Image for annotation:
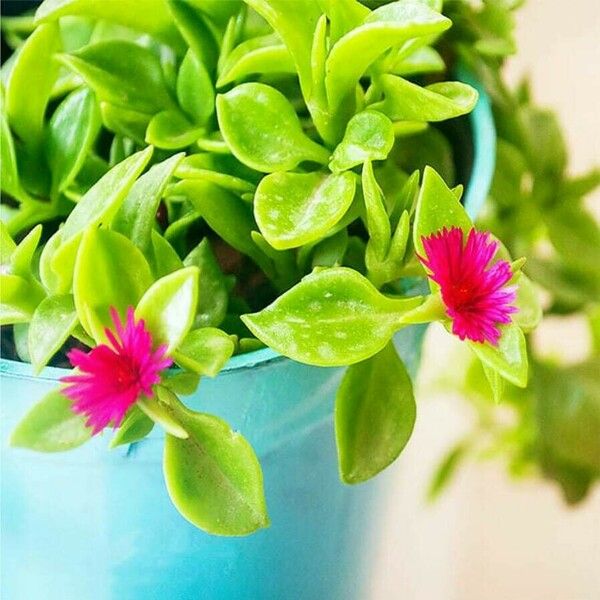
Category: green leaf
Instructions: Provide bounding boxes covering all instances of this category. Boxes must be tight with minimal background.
[46,87,101,197]
[242,267,424,366]
[335,341,416,483]
[10,224,42,278]
[427,442,467,501]
[469,324,528,388]
[112,153,184,256]
[216,83,329,173]
[73,228,153,342]
[6,22,60,148]
[536,361,600,473]
[100,102,149,144]
[162,370,201,396]
[35,0,182,48]
[329,111,394,173]
[10,389,92,452]
[175,179,272,274]
[413,166,472,255]
[109,405,154,449]
[61,146,153,242]
[388,45,444,76]
[325,1,451,110]
[243,0,321,93]
[28,294,78,374]
[139,389,188,439]
[372,76,478,122]
[135,267,199,353]
[513,273,542,332]
[177,49,214,125]
[254,171,356,250]
[362,160,391,262]
[217,35,295,87]
[1,100,33,203]
[183,239,229,328]
[145,110,203,150]
[545,205,600,274]
[175,328,235,377]
[58,41,175,114]
[0,274,45,325]
[163,409,269,535]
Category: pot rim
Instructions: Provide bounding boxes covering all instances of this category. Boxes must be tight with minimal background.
[0,66,496,381]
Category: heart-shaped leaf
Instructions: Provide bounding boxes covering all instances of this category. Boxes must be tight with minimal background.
[336,341,416,483]
[242,267,424,366]
[216,83,329,172]
[254,171,356,250]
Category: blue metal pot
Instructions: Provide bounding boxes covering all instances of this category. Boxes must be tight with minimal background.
[0,72,495,600]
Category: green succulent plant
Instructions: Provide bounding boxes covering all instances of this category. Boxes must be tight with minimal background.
[0,0,540,535]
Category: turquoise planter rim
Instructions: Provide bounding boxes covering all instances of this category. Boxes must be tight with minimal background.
[0,69,496,381]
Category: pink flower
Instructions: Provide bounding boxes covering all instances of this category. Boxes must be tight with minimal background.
[418,227,517,345]
[61,307,172,434]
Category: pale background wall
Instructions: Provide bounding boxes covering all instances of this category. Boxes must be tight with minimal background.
[368,2,600,599]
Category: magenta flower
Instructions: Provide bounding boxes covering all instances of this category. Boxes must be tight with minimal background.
[418,227,517,345]
[61,307,172,434]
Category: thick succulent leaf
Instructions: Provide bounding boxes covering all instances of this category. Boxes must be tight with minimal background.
[10,389,92,452]
[135,267,199,353]
[113,153,184,256]
[164,409,269,535]
[145,110,204,150]
[242,267,424,366]
[336,341,416,483]
[46,87,101,197]
[6,22,60,148]
[217,35,295,87]
[326,1,451,110]
[469,324,528,388]
[58,41,176,114]
[61,146,153,242]
[73,228,153,342]
[329,111,395,173]
[184,239,229,328]
[109,405,154,449]
[28,294,78,374]
[35,0,182,48]
[243,0,321,93]
[254,171,356,250]
[175,179,272,274]
[372,75,478,122]
[216,83,329,173]
[413,166,472,255]
[177,49,214,125]
[175,328,235,377]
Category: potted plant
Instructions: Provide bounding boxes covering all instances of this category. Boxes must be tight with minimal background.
[0,1,537,598]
